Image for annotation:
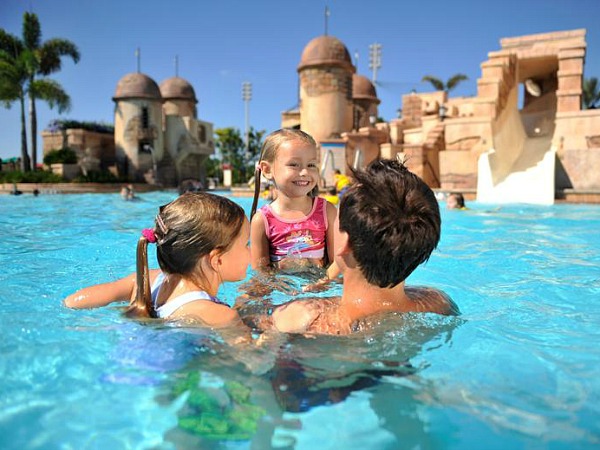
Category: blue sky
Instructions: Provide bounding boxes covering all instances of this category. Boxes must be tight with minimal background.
[1,0,599,160]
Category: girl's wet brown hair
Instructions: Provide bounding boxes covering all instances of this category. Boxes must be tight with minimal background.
[126,192,246,318]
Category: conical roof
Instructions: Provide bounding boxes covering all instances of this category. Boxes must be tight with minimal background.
[353,74,380,104]
[113,73,161,100]
[159,76,197,103]
[298,35,355,72]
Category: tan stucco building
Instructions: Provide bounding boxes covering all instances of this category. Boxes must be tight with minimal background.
[42,72,214,187]
[285,29,600,204]
[113,73,214,186]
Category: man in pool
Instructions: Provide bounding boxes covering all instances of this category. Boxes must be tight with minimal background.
[260,159,459,335]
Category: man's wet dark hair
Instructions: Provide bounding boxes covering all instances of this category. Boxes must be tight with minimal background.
[339,159,441,288]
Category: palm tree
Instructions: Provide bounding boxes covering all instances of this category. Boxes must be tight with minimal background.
[0,30,30,171]
[421,74,469,93]
[582,77,600,109]
[22,12,80,170]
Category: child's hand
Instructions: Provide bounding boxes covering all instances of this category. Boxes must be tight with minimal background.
[239,273,299,297]
[302,276,332,293]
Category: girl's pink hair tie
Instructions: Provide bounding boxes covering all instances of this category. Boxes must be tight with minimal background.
[142,228,157,243]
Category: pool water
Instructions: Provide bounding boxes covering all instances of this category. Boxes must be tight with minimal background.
[1,191,599,449]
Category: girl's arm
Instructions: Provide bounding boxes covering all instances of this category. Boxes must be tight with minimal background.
[63,270,160,309]
[324,201,340,279]
[250,212,271,270]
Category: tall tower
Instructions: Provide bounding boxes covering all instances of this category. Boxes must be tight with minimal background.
[113,73,164,181]
[297,35,355,143]
[159,76,198,118]
[352,74,380,128]
[159,75,212,186]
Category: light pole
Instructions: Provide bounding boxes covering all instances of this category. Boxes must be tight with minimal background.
[242,82,252,159]
[369,43,382,83]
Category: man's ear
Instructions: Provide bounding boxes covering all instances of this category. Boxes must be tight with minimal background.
[336,230,352,256]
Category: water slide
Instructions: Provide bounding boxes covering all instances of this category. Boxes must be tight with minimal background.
[477,88,556,205]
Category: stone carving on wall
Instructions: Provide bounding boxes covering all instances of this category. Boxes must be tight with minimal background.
[123,116,157,143]
[177,132,201,154]
[446,136,481,151]
[586,135,600,149]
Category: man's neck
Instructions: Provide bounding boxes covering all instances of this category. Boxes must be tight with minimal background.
[339,269,409,322]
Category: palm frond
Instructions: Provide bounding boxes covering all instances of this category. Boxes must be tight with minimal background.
[23,12,41,50]
[421,75,444,91]
[39,39,80,75]
[582,77,600,109]
[0,30,24,57]
[30,78,71,113]
[446,74,468,91]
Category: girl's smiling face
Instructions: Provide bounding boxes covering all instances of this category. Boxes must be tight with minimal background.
[262,139,319,198]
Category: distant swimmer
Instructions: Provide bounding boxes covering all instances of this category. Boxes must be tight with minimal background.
[10,183,22,195]
[446,193,468,210]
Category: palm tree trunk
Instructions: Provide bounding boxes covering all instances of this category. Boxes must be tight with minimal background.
[19,96,31,172]
[29,92,38,171]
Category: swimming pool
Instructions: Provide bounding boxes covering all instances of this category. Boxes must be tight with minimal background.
[1,191,599,449]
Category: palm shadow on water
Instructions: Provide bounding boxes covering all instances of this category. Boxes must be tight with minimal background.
[150,312,463,449]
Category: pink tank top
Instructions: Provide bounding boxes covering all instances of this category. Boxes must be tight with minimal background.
[259,197,328,262]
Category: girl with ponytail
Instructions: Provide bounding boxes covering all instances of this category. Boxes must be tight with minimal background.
[64,192,250,327]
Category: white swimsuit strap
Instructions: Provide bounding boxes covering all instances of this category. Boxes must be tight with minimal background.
[155,291,214,318]
[150,272,165,304]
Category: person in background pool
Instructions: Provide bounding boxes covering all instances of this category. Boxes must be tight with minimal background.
[261,159,459,335]
[10,182,22,195]
[64,192,251,328]
[320,186,339,206]
[120,184,137,201]
[333,169,351,198]
[261,182,277,201]
[446,192,467,210]
[251,129,338,277]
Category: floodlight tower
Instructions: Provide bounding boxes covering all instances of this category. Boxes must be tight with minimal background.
[242,81,252,156]
[369,43,382,83]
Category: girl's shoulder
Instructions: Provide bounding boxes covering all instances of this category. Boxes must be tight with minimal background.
[170,297,239,327]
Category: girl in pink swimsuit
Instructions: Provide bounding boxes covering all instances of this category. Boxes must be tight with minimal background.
[250,129,338,274]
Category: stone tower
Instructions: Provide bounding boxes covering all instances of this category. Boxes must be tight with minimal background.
[352,74,380,128]
[112,73,164,181]
[159,76,213,186]
[297,35,355,143]
[159,76,198,118]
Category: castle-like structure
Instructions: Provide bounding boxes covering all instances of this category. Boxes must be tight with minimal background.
[285,30,600,204]
[112,73,213,186]
[42,72,214,187]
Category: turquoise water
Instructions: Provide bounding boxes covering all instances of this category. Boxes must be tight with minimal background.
[1,192,599,449]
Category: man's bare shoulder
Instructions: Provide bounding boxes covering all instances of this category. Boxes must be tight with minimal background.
[405,286,460,316]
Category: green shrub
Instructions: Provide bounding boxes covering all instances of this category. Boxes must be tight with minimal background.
[43,148,78,165]
[46,119,114,134]
[0,170,63,183]
[72,170,120,183]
